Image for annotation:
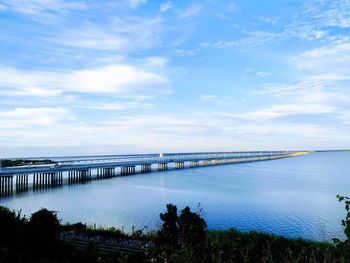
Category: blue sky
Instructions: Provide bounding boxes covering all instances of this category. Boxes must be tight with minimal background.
[0,0,349,157]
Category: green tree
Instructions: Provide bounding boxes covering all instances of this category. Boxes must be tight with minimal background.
[157,203,179,251]
[178,206,207,249]
[0,206,18,249]
[153,204,210,262]
[0,206,27,262]
[334,195,350,261]
[28,208,61,259]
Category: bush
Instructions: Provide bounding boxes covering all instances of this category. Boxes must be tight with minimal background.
[333,195,350,261]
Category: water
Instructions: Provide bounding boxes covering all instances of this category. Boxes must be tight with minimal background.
[0,152,349,241]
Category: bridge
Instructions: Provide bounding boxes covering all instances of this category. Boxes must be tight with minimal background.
[0,151,309,197]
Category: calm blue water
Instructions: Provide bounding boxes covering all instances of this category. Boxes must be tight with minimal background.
[0,152,349,241]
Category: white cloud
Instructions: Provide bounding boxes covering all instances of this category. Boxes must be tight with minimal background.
[256,71,271,77]
[159,1,173,13]
[305,0,350,28]
[0,108,348,154]
[242,104,334,120]
[0,0,88,21]
[129,0,147,8]
[200,95,235,106]
[75,101,154,111]
[65,65,167,93]
[201,24,328,51]
[177,5,201,19]
[171,48,200,57]
[145,57,168,67]
[292,42,350,74]
[54,26,128,50]
[201,31,287,49]
[51,17,162,51]
[226,2,236,13]
[0,64,169,97]
[257,16,278,25]
[0,107,72,127]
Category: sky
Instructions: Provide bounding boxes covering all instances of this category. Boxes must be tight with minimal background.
[0,0,350,157]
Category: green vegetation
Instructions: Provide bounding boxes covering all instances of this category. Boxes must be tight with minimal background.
[1,196,350,262]
[0,159,56,167]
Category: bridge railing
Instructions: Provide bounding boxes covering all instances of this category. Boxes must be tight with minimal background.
[58,151,295,165]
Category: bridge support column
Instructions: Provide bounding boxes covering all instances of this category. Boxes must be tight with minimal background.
[121,166,134,176]
[158,163,168,171]
[175,162,184,169]
[190,161,199,168]
[97,168,104,179]
[0,176,13,197]
[33,173,55,189]
[68,171,78,184]
[16,174,29,192]
[102,168,114,178]
[51,172,63,186]
[141,164,152,173]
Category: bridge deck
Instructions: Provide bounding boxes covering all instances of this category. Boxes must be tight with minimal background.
[0,151,299,176]
[0,151,310,197]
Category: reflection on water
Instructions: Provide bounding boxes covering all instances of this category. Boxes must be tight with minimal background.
[0,152,349,241]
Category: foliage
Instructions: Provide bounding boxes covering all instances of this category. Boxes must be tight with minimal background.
[152,204,210,262]
[0,159,55,167]
[333,195,350,261]
[0,206,27,262]
[157,203,179,252]
[1,199,350,262]
[178,206,207,249]
[28,208,61,259]
[208,229,338,263]
[0,206,88,263]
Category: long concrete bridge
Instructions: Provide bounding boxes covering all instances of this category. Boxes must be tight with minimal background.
[0,151,309,197]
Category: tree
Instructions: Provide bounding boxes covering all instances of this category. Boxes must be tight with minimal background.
[333,195,350,259]
[153,204,209,262]
[158,203,179,251]
[28,208,61,258]
[178,206,207,249]
[0,206,27,262]
[0,206,18,249]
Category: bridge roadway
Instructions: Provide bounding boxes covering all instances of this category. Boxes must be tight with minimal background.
[0,151,308,197]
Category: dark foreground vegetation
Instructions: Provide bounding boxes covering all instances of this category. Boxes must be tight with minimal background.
[0,159,55,167]
[0,196,349,262]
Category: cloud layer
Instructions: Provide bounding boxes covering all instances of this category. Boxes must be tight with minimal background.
[0,0,349,157]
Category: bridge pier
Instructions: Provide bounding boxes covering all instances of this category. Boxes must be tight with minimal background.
[33,173,58,189]
[68,171,75,184]
[16,174,28,192]
[69,170,91,183]
[190,161,199,168]
[121,166,135,175]
[141,164,152,173]
[158,163,168,171]
[80,169,90,182]
[51,172,63,186]
[202,160,209,166]
[97,168,103,179]
[101,168,114,178]
[0,176,13,197]
[175,162,184,169]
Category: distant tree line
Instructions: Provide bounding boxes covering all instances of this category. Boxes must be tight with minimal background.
[1,196,350,262]
[0,159,56,167]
